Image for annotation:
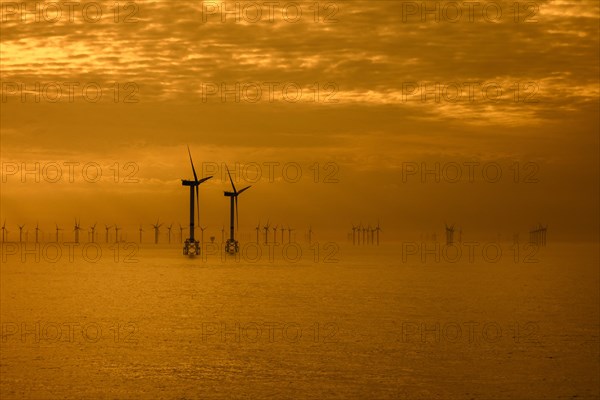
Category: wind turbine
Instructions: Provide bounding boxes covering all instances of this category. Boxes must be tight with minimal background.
[287,225,294,243]
[351,224,357,245]
[199,226,207,245]
[273,224,279,244]
[308,225,313,244]
[35,222,40,243]
[178,223,184,243]
[255,221,261,243]
[375,221,381,246]
[152,219,162,244]
[55,223,62,242]
[74,219,81,243]
[167,223,173,244]
[445,223,455,245]
[1,220,6,242]
[280,225,285,243]
[181,146,212,256]
[104,224,112,243]
[223,165,251,254]
[114,225,121,243]
[139,225,144,243]
[89,223,97,243]
[18,224,25,242]
[221,225,225,244]
[263,220,270,245]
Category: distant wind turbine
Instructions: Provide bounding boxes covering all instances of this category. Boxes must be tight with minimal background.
[152,219,162,244]
[55,223,62,242]
[18,224,25,242]
[263,220,270,244]
[105,224,112,243]
[89,223,97,243]
[74,219,81,243]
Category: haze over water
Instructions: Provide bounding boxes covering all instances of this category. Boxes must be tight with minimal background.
[1,242,598,399]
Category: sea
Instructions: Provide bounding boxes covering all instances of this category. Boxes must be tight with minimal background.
[1,241,598,399]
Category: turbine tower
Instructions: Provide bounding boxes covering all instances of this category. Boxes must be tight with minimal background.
[114,225,120,243]
[255,221,261,243]
[35,222,40,243]
[1,220,6,242]
[181,146,212,256]
[308,225,313,244]
[223,165,251,254]
[273,224,279,244]
[139,225,144,243]
[375,221,381,246]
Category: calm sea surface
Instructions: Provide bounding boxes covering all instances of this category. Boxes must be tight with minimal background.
[1,242,598,399]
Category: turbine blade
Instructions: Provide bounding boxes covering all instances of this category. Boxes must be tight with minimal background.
[226,165,237,193]
[187,145,198,182]
[237,185,251,195]
[198,176,212,184]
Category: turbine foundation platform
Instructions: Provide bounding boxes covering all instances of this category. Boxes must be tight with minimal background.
[183,239,200,256]
[225,239,239,254]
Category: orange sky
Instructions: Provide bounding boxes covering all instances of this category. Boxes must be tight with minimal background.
[1,0,598,241]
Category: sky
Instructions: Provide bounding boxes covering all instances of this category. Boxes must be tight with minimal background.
[1,0,598,241]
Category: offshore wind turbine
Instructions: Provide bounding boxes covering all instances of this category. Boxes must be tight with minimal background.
[199,226,207,245]
[181,146,212,256]
[223,165,251,254]
[35,222,40,243]
[167,223,173,244]
[74,219,81,243]
[287,225,294,243]
[114,225,120,243]
[55,223,62,242]
[255,221,261,243]
[263,220,270,244]
[1,220,6,242]
[308,225,313,244]
[178,223,184,243]
[18,224,25,242]
[445,223,455,245]
[89,223,97,243]
[273,224,279,244]
[152,219,162,244]
[104,224,112,243]
[139,225,144,243]
[375,221,381,246]
[221,225,225,244]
